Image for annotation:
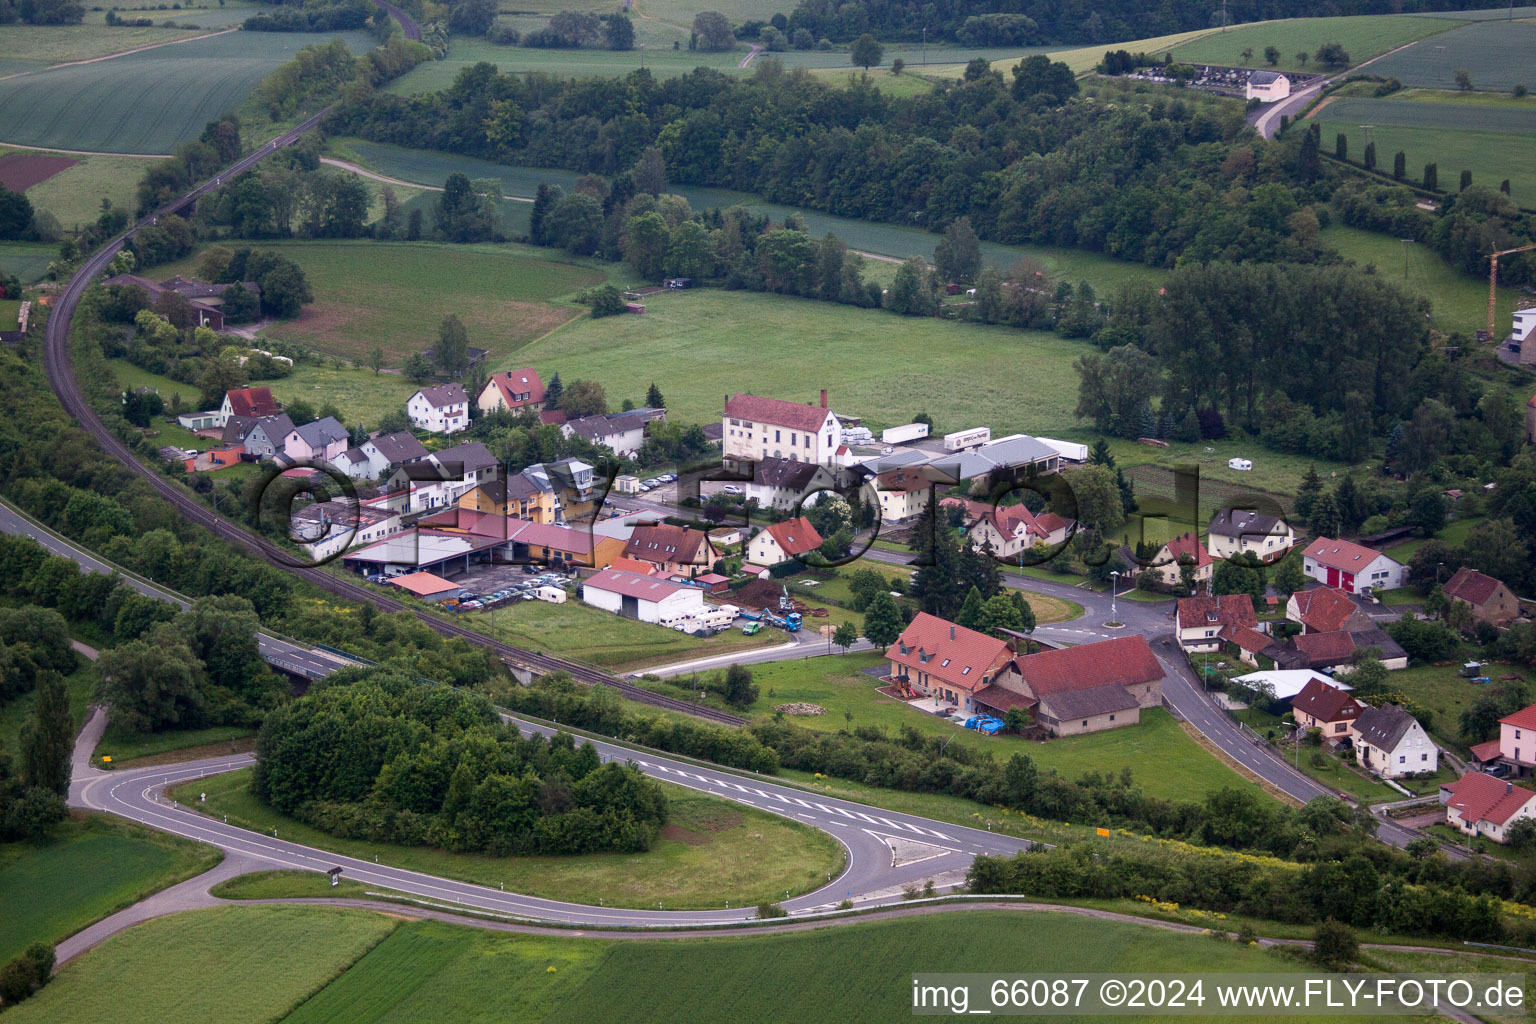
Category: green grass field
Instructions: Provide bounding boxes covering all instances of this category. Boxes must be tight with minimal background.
[172,768,843,909]
[333,139,1170,291]
[266,362,421,429]
[1167,15,1459,73]
[524,288,1092,438]
[6,906,396,1024]
[0,29,375,154]
[1365,19,1536,93]
[0,22,207,67]
[0,240,56,284]
[1319,118,1536,206]
[736,654,1260,804]
[931,30,1221,77]
[1377,660,1522,751]
[0,657,95,755]
[93,722,255,765]
[0,813,221,962]
[152,240,610,363]
[1382,514,1482,563]
[9,148,151,229]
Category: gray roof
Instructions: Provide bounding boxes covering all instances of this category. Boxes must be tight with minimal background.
[367,430,429,465]
[1351,628,1408,662]
[1208,508,1287,539]
[431,441,498,476]
[1038,684,1140,721]
[931,435,1056,481]
[235,414,293,444]
[1249,70,1285,85]
[341,447,369,465]
[221,415,256,444]
[1352,703,1417,752]
[415,382,468,408]
[753,456,825,490]
[475,473,540,503]
[565,408,664,443]
[290,416,348,449]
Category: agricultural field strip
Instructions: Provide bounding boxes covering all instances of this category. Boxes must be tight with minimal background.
[1319,96,1536,133]
[1363,19,1536,92]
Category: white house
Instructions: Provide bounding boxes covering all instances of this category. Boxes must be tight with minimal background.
[581,568,706,625]
[291,498,406,562]
[1302,537,1406,594]
[561,408,664,457]
[1245,70,1290,102]
[968,503,1073,558]
[1352,703,1437,778]
[1442,772,1536,844]
[282,416,349,464]
[747,517,824,566]
[216,386,278,428]
[873,468,933,523]
[477,369,545,416]
[359,430,430,481]
[384,441,498,513]
[742,457,838,513]
[722,390,842,465]
[408,383,470,435]
[1206,508,1294,563]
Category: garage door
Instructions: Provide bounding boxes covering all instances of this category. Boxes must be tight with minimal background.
[620,594,639,620]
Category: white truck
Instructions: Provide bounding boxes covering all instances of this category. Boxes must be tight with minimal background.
[881,422,930,445]
[943,427,991,451]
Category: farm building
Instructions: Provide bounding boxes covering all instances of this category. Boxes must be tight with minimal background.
[1442,568,1520,629]
[987,634,1166,737]
[581,569,706,624]
[387,572,466,603]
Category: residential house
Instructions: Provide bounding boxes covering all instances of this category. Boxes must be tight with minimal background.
[747,517,824,567]
[459,474,555,523]
[337,448,373,480]
[982,635,1165,736]
[522,458,597,521]
[561,408,665,457]
[582,569,707,625]
[1441,772,1536,843]
[623,524,720,575]
[477,369,546,416]
[1494,704,1536,777]
[1206,508,1294,563]
[741,457,838,513]
[1352,703,1437,778]
[966,503,1072,560]
[1287,586,1374,634]
[359,430,430,481]
[1443,568,1520,629]
[226,414,293,460]
[873,468,933,523]
[1148,533,1214,591]
[384,441,499,513]
[884,612,1015,713]
[1292,628,1409,672]
[282,416,349,465]
[99,273,228,330]
[722,390,842,465]
[217,386,278,427]
[1174,594,1258,652]
[1302,537,1406,594]
[1290,677,1365,744]
[291,497,406,562]
[407,383,470,435]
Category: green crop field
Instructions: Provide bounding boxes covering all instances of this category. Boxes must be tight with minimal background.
[0,22,207,68]
[5,906,396,1024]
[0,240,57,284]
[1324,94,1536,133]
[1315,115,1536,206]
[334,139,1170,291]
[930,29,1219,76]
[8,148,152,229]
[1166,14,1458,73]
[150,240,612,362]
[523,288,1094,437]
[1365,20,1536,93]
[171,768,844,909]
[0,814,220,962]
[735,654,1262,804]
[0,29,376,154]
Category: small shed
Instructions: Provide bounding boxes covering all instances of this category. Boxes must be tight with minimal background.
[625,302,646,314]
[388,571,465,603]
[613,474,641,494]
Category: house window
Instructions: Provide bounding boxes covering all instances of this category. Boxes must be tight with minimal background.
[1109,714,1116,722]
[1335,723,1347,732]
[1421,753,1428,762]
[1081,721,1088,727]
[1399,756,1406,764]
[775,430,781,442]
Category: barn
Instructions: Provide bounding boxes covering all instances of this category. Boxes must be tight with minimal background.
[581,568,706,625]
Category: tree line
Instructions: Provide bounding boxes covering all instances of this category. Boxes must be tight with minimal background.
[253,670,669,855]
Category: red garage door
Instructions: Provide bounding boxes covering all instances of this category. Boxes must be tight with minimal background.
[1326,566,1339,587]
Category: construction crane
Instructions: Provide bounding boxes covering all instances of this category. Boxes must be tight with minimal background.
[1487,242,1536,343]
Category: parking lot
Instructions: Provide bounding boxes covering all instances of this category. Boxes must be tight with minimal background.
[436,562,579,611]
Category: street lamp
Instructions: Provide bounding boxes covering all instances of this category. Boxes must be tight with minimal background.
[1285,721,1301,770]
[1109,570,1121,621]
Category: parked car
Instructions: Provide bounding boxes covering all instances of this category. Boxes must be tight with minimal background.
[722,484,743,495]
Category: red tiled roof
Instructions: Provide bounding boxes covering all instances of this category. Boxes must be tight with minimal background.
[610,556,656,575]
[1220,624,1272,653]
[1469,739,1505,764]
[225,386,277,418]
[1291,677,1364,724]
[1177,594,1258,630]
[724,392,832,433]
[889,612,1013,693]
[1500,703,1536,731]
[538,409,567,426]
[1289,587,1364,633]
[763,517,823,558]
[1294,630,1358,664]
[1012,635,1164,696]
[625,524,713,564]
[1443,567,1505,607]
[1034,512,1070,534]
[388,572,460,596]
[1442,771,1536,827]
[1304,536,1394,572]
[486,369,546,409]
[585,568,696,602]
[1162,533,1212,568]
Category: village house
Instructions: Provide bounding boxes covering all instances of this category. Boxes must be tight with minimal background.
[224,414,293,460]
[1302,537,1406,594]
[1174,593,1259,652]
[383,441,499,513]
[521,458,597,521]
[885,612,1015,713]
[873,467,934,523]
[965,502,1073,560]
[99,273,240,331]
[1148,533,1214,591]
[1480,704,1536,778]
[747,517,824,567]
[407,382,470,435]
[1289,628,1408,673]
[741,457,838,513]
[459,473,556,523]
[281,416,349,465]
[1442,568,1521,629]
[623,524,721,575]
[337,448,372,480]
[561,408,665,457]
[217,386,278,427]
[722,390,842,465]
[1289,676,1366,743]
[358,430,430,481]
[1352,703,1437,778]
[1205,508,1294,563]
[1441,772,1536,844]
[292,496,407,562]
[1286,586,1375,634]
[981,634,1165,737]
[477,369,546,416]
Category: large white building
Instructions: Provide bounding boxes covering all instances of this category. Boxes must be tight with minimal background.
[581,568,706,625]
[722,390,842,465]
[1302,537,1406,594]
[1206,508,1294,563]
[1245,70,1290,102]
[408,383,470,435]
[1352,703,1437,779]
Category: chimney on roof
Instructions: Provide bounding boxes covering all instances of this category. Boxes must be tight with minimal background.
[1509,782,1514,794]
[820,389,828,408]
[950,624,955,640]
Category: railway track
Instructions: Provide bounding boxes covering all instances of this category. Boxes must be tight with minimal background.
[39,115,745,729]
